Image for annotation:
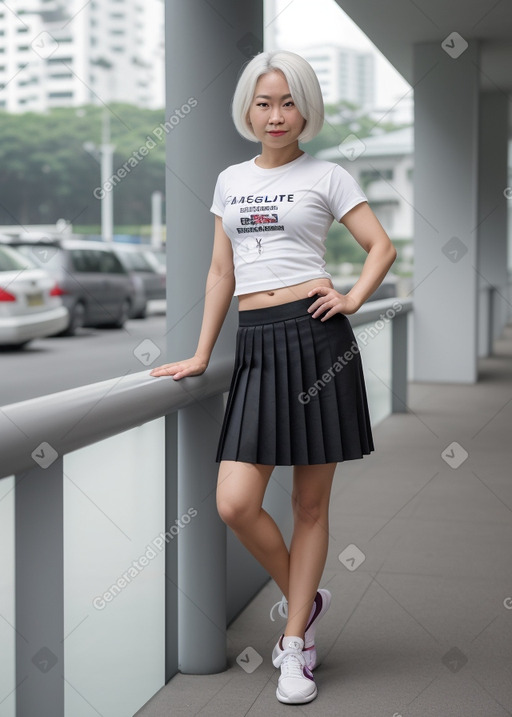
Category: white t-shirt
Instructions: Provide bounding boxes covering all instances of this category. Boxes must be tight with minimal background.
[210,152,367,296]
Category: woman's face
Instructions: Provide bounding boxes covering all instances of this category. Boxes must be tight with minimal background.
[247,71,306,149]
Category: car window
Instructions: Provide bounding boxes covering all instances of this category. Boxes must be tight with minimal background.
[15,244,62,271]
[70,249,101,272]
[98,250,125,274]
[0,244,38,271]
[119,251,153,272]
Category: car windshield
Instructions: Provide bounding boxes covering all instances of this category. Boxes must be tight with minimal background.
[0,244,38,272]
[15,243,63,271]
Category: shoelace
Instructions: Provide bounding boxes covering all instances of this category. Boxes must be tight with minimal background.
[269,594,288,621]
[274,642,306,674]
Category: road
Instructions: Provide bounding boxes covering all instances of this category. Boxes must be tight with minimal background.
[0,306,169,406]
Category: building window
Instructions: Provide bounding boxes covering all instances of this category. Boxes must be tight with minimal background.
[48,91,73,99]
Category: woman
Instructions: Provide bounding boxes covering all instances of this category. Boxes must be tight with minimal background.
[150,50,396,705]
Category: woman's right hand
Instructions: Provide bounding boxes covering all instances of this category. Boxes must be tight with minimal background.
[149,355,208,380]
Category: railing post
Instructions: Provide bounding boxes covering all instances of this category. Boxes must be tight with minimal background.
[487,285,494,357]
[15,459,64,717]
[391,309,409,413]
[177,395,227,674]
[165,412,179,682]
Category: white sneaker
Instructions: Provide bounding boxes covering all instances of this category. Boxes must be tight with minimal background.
[271,589,331,670]
[273,637,317,704]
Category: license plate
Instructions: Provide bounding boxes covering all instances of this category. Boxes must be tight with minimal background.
[27,292,44,307]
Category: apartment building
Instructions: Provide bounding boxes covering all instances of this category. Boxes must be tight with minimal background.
[301,44,375,108]
[0,0,164,112]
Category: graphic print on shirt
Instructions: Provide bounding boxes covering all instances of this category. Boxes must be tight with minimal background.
[231,194,293,264]
[209,154,368,295]
[240,213,279,226]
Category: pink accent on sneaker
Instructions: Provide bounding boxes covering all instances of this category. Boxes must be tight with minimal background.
[271,588,331,671]
[303,665,315,681]
[304,588,331,649]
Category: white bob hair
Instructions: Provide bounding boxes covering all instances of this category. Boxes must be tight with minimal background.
[232,50,324,144]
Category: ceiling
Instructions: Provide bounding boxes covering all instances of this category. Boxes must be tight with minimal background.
[336,0,512,94]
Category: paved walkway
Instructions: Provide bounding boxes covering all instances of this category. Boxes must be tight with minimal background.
[136,326,512,717]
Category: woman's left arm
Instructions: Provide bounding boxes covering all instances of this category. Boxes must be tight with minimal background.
[308,202,397,320]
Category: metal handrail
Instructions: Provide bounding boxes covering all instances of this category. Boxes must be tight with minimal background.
[0,358,234,479]
[0,296,412,479]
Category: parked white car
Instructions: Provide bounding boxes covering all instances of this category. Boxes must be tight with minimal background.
[0,244,68,348]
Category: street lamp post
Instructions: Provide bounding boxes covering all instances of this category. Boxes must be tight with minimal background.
[100,111,114,242]
[84,109,115,242]
[151,190,163,248]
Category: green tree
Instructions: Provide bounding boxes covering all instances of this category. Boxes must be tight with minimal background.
[0,104,165,228]
[304,99,405,157]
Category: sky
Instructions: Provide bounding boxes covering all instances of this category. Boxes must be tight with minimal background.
[265,0,412,111]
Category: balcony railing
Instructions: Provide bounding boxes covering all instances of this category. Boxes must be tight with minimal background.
[0,296,412,717]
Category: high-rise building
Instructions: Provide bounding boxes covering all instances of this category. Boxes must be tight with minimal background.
[301,45,375,109]
[0,0,164,113]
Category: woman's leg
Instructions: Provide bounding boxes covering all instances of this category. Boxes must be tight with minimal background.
[284,463,336,639]
[216,460,290,596]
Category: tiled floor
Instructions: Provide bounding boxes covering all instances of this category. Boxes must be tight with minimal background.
[136,326,512,717]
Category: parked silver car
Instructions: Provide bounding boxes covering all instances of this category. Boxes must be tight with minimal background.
[7,237,136,335]
[111,244,166,318]
[0,244,68,348]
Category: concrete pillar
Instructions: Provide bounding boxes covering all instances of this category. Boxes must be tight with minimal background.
[164,0,264,674]
[176,396,227,674]
[15,462,64,717]
[413,40,480,383]
[477,92,509,357]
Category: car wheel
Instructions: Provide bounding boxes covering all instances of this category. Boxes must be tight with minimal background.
[62,301,86,336]
[114,299,131,328]
[134,303,147,319]
[0,340,32,351]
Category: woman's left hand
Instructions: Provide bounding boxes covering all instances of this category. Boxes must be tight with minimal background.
[307,286,360,320]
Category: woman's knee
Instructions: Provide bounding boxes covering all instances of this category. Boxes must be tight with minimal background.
[292,492,328,525]
[292,464,335,526]
[216,491,255,528]
[216,462,271,529]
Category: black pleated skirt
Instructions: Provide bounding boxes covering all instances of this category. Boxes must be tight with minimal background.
[216,296,374,466]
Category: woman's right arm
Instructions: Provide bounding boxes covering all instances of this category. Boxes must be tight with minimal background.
[150,215,235,380]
